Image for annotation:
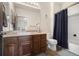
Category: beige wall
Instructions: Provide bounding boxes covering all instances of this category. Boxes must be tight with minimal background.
[50,3,54,35]
[39,2,62,34]
[39,2,51,33]
[61,2,76,9]
[53,2,62,13]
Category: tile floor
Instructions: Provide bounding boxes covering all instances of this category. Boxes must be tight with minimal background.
[36,47,77,56]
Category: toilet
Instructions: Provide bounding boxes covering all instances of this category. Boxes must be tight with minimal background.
[47,33,57,51]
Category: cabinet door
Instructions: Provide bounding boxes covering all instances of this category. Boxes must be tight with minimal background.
[40,34,47,52]
[40,46,47,52]
[19,36,32,56]
[40,34,47,47]
[4,37,18,56]
[32,35,40,54]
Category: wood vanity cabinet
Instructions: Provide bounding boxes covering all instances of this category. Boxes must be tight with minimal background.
[3,36,32,56]
[32,35,41,54]
[4,37,18,56]
[40,34,47,52]
[32,34,47,55]
[18,36,32,56]
[3,34,47,56]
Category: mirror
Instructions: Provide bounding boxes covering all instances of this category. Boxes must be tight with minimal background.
[16,16,29,31]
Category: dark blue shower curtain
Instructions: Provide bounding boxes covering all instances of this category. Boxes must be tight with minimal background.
[53,9,68,49]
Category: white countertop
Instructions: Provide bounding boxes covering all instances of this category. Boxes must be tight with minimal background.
[3,31,46,38]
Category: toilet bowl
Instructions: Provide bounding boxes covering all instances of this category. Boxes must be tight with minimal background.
[47,33,57,51]
[47,39,57,51]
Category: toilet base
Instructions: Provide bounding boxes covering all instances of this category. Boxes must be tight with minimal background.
[48,44,57,51]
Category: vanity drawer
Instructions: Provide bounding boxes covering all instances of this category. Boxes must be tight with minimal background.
[32,35,41,42]
[18,36,32,43]
[4,37,18,44]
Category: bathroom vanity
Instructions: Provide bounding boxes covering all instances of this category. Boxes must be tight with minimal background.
[2,2,47,56]
[3,31,47,56]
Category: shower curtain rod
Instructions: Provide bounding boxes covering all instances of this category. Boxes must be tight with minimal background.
[67,2,79,9]
[55,2,79,14]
